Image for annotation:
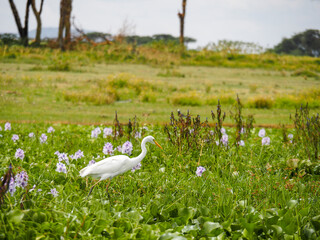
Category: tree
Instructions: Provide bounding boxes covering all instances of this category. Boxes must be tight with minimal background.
[273,29,320,57]
[178,0,187,50]
[58,0,72,51]
[31,0,44,46]
[8,0,32,46]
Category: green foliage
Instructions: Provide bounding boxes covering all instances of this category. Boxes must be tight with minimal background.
[0,117,319,239]
[171,92,202,106]
[273,29,320,57]
[247,96,274,109]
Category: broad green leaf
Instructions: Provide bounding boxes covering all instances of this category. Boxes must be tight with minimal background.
[287,200,298,209]
[271,225,283,236]
[203,221,222,234]
[7,210,24,224]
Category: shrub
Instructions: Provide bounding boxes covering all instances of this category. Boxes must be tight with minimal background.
[48,60,71,72]
[140,91,157,103]
[157,68,185,78]
[291,69,319,79]
[171,92,202,106]
[63,88,118,105]
[247,96,273,109]
[206,95,236,106]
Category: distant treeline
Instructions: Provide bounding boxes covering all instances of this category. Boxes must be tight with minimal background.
[0,29,319,57]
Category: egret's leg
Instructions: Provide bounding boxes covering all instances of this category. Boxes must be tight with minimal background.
[106,179,111,199]
[86,179,102,199]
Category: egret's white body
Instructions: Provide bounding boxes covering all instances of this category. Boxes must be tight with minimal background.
[80,135,162,196]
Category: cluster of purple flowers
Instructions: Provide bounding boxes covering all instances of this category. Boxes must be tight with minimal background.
[47,126,55,133]
[221,134,228,146]
[131,163,141,172]
[288,134,294,143]
[91,127,101,138]
[57,152,69,163]
[103,142,114,155]
[15,148,25,160]
[12,134,19,142]
[259,128,271,146]
[88,159,96,166]
[5,122,11,131]
[56,162,67,173]
[135,131,142,139]
[29,132,35,138]
[103,127,113,138]
[49,188,59,197]
[70,150,84,160]
[40,133,47,143]
[238,140,245,146]
[9,171,29,196]
[196,166,206,177]
[122,141,133,155]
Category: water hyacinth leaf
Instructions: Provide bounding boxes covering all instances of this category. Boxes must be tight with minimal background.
[302,228,317,240]
[311,215,320,231]
[287,200,298,209]
[271,225,283,236]
[159,232,183,240]
[299,207,309,217]
[202,221,222,234]
[7,209,24,224]
[113,218,133,233]
[178,207,196,221]
[125,209,143,223]
[283,221,297,235]
[113,228,124,238]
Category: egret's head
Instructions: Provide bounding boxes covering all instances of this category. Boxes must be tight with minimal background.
[144,136,163,149]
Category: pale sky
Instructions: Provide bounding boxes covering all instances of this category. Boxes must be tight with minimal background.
[1,0,320,48]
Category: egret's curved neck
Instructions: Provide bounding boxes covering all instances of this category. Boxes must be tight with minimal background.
[131,138,148,166]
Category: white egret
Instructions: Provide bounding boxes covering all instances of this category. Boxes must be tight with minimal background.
[80,135,162,197]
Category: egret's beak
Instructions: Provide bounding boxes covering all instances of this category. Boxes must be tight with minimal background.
[154,140,163,149]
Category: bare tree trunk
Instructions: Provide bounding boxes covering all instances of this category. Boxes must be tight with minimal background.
[178,0,187,51]
[31,0,44,46]
[58,0,72,51]
[8,0,32,46]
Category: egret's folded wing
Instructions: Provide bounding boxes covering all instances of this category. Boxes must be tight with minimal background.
[81,155,130,177]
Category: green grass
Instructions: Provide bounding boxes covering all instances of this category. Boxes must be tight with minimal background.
[0,123,319,239]
[1,62,319,125]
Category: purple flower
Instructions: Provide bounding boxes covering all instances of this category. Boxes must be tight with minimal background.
[116,145,122,152]
[131,163,141,172]
[9,177,16,196]
[258,129,266,138]
[103,127,113,138]
[88,159,96,166]
[54,151,60,155]
[56,162,67,173]
[5,122,11,131]
[15,171,28,188]
[58,152,68,162]
[12,134,19,142]
[70,150,84,160]
[240,128,245,134]
[238,140,245,146]
[210,130,214,135]
[103,142,114,155]
[91,127,101,138]
[196,166,206,177]
[221,134,228,146]
[221,128,226,135]
[135,131,142,138]
[49,188,58,197]
[288,134,293,139]
[29,184,36,192]
[29,132,35,138]
[47,126,55,133]
[15,148,25,160]
[0,126,2,131]
[40,133,47,143]
[122,141,133,156]
[262,137,271,146]
[215,140,219,146]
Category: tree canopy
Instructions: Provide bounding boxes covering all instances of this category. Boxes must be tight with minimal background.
[273,29,320,57]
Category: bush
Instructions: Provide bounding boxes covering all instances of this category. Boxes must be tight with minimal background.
[291,69,319,79]
[206,95,236,106]
[247,96,273,109]
[171,92,202,106]
[140,91,157,103]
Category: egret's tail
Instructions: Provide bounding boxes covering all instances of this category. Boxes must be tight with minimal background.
[79,166,88,177]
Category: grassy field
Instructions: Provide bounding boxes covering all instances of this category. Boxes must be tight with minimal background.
[1,61,319,125]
